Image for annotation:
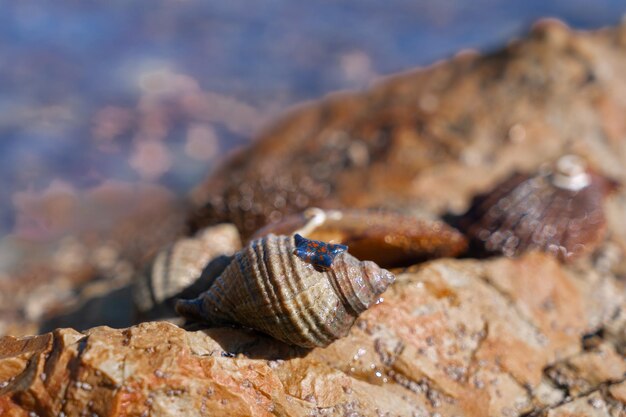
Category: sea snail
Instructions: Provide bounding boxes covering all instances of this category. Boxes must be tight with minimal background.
[175,234,395,348]
[458,155,619,262]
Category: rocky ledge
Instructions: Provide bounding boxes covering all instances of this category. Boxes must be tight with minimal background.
[1,254,625,416]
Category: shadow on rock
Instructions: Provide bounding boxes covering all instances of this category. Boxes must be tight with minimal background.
[190,325,312,360]
[134,255,232,324]
[39,285,135,333]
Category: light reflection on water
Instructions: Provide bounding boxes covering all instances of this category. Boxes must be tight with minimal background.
[0,0,624,252]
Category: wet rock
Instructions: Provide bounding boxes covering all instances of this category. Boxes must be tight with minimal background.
[608,380,626,407]
[543,391,611,417]
[545,342,626,397]
[1,254,624,416]
[189,21,626,240]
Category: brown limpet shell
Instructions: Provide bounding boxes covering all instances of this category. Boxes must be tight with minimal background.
[251,208,468,268]
[458,155,619,262]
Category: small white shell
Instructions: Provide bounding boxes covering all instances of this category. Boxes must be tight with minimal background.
[551,154,591,191]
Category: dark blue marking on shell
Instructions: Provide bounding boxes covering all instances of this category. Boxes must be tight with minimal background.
[293,233,348,271]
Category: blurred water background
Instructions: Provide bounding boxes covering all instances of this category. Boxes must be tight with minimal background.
[1,0,625,274]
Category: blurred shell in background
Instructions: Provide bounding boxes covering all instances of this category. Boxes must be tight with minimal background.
[458,155,619,262]
[132,223,241,321]
[251,208,468,268]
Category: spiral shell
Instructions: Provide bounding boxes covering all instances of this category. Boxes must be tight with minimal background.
[458,155,618,262]
[132,224,241,321]
[251,208,467,268]
[175,234,395,348]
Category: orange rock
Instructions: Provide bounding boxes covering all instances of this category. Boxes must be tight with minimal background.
[2,253,623,416]
[608,380,626,405]
[189,23,626,240]
[543,391,611,417]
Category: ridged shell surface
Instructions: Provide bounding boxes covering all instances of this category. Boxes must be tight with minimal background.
[176,234,395,347]
[133,223,241,317]
[459,156,618,262]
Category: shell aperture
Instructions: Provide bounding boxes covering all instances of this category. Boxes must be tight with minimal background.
[175,234,394,348]
[292,233,348,271]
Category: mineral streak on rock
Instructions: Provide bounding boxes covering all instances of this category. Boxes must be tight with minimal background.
[252,208,468,268]
[1,254,625,416]
[188,21,626,239]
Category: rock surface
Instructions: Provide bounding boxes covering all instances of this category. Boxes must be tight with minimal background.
[1,254,625,416]
[189,20,626,242]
